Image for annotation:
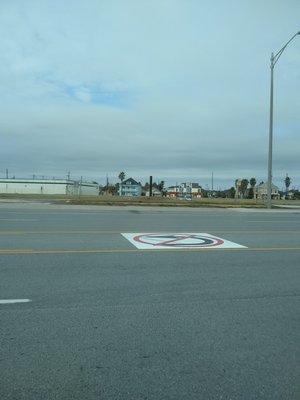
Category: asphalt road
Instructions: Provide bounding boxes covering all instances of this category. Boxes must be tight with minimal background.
[0,202,299,399]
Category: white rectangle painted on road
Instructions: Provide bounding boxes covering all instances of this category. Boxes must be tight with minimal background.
[0,299,31,304]
[122,233,246,250]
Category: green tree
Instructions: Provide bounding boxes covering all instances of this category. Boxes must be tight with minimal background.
[285,175,291,195]
[293,190,300,200]
[118,172,125,182]
[240,179,249,198]
[250,177,256,188]
[248,178,256,199]
[228,187,236,198]
[158,181,165,191]
[107,184,118,195]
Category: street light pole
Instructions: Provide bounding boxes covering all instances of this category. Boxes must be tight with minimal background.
[267,31,299,209]
[267,53,274,209]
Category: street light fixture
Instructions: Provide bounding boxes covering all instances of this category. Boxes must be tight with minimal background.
[267,31,300,208]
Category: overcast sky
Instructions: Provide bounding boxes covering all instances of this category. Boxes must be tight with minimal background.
[1,1,299,189]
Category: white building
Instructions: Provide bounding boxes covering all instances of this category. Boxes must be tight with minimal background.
[254,182,280,200]
[0,178,99,196]
[180,183,202,198]
[166,183,202,198]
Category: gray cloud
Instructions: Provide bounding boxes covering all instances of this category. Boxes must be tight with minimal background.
[0,0,299,188]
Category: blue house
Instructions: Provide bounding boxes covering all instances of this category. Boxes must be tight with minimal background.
[119,178,142,197]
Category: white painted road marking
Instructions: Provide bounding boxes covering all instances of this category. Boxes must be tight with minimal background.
[0,299,31,304]
[122,233,246,250]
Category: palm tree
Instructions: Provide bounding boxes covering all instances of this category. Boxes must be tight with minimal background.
[285,175,291,197]
[249,177,256,199]
[240,179,249,199]
[118,172,125,182]
[250,177,256,188]
[158,181,165,191]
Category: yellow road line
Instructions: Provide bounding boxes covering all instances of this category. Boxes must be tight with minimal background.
[0,247,300,255]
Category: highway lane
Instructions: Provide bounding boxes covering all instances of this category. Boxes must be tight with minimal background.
[1,203,300,233]
[0,203,299,399]
[0,203,299,252]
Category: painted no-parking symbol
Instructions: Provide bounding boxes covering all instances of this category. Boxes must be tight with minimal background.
[122,233,246,250]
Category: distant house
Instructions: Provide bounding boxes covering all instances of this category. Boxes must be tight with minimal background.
[181,183,202,198]
[166,185,180,197]
[254,182,280,200]
[166,183,202,198]
[119,178,142,197]
[281,190,295,200]
[145,187,162,197]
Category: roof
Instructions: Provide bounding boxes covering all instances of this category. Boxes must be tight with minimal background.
[0,178,99,187]
[257,182,279,190]
[146,188,161,193]
[121,178,140,186]
[180,182,201,188]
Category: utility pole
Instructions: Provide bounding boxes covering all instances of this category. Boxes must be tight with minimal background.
[106,174,109,194]
[267,52,274,209]
[267,31,299,208]
[5,169,8,179]
[211,172,214,191]
[80,176,82,196]
[149,176,153,197]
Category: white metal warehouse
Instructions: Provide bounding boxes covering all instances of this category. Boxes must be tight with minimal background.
[0,178,99,196]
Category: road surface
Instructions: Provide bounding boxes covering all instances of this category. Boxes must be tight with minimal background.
[0,202,299,399]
